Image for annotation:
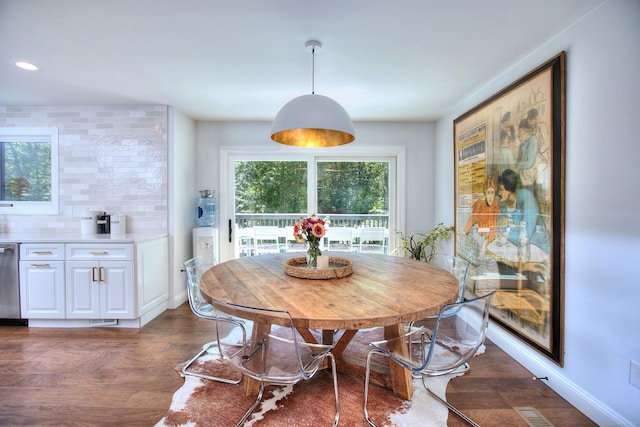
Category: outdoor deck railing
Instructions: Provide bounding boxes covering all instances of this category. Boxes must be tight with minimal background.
[235,213,389,229]
[234,213,391,256]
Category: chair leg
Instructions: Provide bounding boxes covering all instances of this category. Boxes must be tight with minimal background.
[182,341,242,384]
[235,382,265,427]
[422,376,480,427]
[326,352,340,427]
[363,350,381,427]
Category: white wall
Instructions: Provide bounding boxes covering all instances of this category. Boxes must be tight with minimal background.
[435,1,640,425]
[168,107,196,308]
[195,120,437,250]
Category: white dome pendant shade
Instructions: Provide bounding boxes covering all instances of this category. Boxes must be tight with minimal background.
[271,93,355,147]
[271,40,355,147]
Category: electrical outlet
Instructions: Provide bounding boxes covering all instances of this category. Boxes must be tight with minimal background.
[630,360,640,389]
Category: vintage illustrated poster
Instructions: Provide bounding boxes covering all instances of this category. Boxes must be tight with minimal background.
[454,52,565,364]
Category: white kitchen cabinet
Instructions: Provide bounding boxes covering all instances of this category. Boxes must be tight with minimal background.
[16,235,168,328]
[65,260,135,319]
[65,244,135,319]
[19,244,66,319]
[135,237,169,318]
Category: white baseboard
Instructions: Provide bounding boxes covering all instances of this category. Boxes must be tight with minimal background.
[28,318,141,328]
[487,323,632,427]
[169,289,188,309]
[138,302,168,327]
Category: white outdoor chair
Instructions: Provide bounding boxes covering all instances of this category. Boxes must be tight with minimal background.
[254,225,281,254]
[326,226,354,251]
[359,227,387,253]
[236,226,255,257]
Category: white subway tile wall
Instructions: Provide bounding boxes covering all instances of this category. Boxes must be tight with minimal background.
[0,105,168,234]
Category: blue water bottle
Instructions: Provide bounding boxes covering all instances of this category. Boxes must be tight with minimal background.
[196,190,216,227]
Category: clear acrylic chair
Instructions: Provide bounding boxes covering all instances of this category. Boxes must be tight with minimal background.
[410,254,471,356]
[427,253,470,304]
[410,253,471,352]
[363,292,495,427]
[212,299,340,427]
[181,256,243,384]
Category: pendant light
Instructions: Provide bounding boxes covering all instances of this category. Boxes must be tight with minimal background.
[271,40,355,147]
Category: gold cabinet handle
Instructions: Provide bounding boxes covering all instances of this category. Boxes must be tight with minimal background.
[31,263,51,268]
[92,267,97,282]
[90,251,108,255]
[99,266,105,282]
[33,251,53,255]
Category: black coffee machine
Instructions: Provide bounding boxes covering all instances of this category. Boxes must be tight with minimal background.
[96,212,110,234]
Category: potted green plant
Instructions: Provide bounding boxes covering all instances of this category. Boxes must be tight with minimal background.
[396,223,454,262]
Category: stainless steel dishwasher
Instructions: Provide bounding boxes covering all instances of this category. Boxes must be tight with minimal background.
[0,243,24,324]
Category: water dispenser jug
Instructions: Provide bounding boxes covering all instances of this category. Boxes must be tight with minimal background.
[196,189,216,227]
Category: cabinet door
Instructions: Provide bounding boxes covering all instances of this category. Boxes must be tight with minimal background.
[65,261,100,319]
[100,261,135,319]
[19,261,65,319]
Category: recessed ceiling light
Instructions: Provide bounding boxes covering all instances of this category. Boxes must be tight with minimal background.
[15,61,38,71]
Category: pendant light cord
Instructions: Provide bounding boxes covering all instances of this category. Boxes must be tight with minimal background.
[311,45,316,95]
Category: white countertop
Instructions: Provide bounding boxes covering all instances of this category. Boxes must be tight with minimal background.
[0,231,167,244]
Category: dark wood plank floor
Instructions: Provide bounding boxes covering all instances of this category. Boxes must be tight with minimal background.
[0,303,596,426]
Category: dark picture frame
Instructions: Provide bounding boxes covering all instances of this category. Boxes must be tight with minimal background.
[453,52,565,365]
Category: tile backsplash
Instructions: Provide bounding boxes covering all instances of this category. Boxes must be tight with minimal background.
[0,105,168,235]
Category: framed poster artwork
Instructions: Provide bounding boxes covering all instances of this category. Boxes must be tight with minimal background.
[453,52,565,365]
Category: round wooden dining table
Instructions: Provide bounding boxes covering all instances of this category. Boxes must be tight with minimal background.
[199,251,459,400]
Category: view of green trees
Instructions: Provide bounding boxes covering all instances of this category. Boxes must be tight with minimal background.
[235,161,308,213]
[1,141,52,201]
[234,160,389,215]
[317,161,388,214]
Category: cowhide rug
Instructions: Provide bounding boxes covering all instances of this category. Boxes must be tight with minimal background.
[156,330,484,427]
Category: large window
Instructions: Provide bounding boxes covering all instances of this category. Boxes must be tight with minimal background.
[224,152,397,260]
[0,127,58,214]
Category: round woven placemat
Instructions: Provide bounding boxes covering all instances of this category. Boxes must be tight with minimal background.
[284,256,353,279]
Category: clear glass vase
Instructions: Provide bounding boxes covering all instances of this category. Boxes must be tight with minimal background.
[306,240,321,269]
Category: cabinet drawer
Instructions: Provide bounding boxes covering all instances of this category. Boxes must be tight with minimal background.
[66,244,133,261]
[20,244,66,261]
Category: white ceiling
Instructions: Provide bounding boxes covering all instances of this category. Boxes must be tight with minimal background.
[0,0,603,122]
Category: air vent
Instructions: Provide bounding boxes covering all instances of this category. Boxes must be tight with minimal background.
[513,407,554,427]
[90,319,118,327]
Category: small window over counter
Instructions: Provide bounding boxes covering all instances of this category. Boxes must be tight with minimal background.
[0,127,58,215]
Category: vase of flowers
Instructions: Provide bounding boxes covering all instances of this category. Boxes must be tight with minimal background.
[293,215,328,269]
[306,239,321,268]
